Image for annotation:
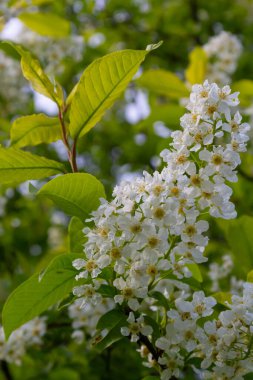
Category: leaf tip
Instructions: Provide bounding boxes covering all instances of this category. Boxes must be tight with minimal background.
[146,40,163,52]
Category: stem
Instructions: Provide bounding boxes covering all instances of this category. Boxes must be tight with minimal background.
[138,333,160,362]
[58,110,70,150]
[58,109,78,173]
[0,361,13,380]
[71,138,78,173]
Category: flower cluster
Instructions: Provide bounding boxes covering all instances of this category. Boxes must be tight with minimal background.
[68,298,114,344]
[156,284,253,380]
[208,254,234,292]
[203,31,242,85]
[0,24,84,114]
[13,25,84,75]
[0,317,46,365]
[72,81,251,379]
[0,51,29,115]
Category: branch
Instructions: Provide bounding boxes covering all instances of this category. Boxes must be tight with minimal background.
[0,361,13,380]
[138,333,160,362]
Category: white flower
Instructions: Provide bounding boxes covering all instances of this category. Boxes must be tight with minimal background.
[203,31,242,85]
[176,291,216,319]
[121,312,153,342]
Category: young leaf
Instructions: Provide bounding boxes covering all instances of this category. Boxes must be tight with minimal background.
[68,216,86,253]
[38,173,106,219]
[11,113,61,148]
[185,47,207,85]
[137,69,189,99]
[2,253,79,339]
[0,148,65,185]
[69,45,161,139]
[2,41,62,105]
[18,12,70,38]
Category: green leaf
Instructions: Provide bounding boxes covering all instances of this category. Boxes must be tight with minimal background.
[94,310,127,351]
[69,45,161,139]
[2,253,79,339]
[245,373,253,380]
[142,377,160,380]
[38,173,106,219]
[232,80,253,107]
[28,182,38,193]
[10,113,61,148]
[96,309,125,330]
[225,215,253,277]
[97,284,117,298]
[149,291,169,308]
[2,41,62,105]
[99,267,114,281]
[49,368,79,380]
[143,315,160,342]
[158,270,202,290]
[185,47,207,85]
[247,270,253,283]
[68,217,86,253]
[0,148,65,185]
[186,263,203,283]
[137,69,189,99]
[213,292,231,307]
[18,12,70,38]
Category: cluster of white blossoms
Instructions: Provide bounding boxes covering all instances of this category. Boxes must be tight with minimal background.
[0,51,29,115]
[203,31,242,85]
[156,284,253,380]
[0,317,46,365]
[72,81,252,379]
[68,298,114,345]
[208,254,234,292]
[0,24,84,114]
[13,26,84,75]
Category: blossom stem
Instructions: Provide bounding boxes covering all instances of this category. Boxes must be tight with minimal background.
[138,333,160,362]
